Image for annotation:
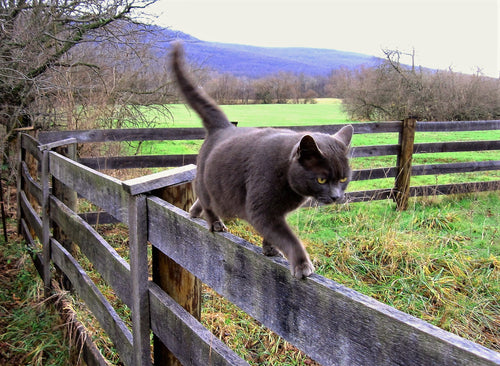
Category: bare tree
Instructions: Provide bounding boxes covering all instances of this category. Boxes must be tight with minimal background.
[333,49,500,121]
[0,0,159,163]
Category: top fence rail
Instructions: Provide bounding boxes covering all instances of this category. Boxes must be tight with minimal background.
[38,120,500,144]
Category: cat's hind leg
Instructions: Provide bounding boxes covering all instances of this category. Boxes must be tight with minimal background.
[189,199,203,218]
[262,239,281,257]
[204,208,227,232]
[190,197,226,232]
[189,199,226,232]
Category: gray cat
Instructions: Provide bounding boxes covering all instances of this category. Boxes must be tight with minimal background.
[171,43,353,278]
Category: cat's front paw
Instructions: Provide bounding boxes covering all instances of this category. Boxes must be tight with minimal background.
[291,259,315,279]
[211,220,227,232]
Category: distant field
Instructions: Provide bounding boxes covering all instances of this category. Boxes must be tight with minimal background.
[154,98,350,128]
[134,99,500,190]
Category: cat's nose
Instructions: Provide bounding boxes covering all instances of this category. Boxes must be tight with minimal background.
[330,188,344,202]
[330,193,342,202]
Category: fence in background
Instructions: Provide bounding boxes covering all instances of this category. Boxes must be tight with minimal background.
[39,119,500,210]
[17,120,500,365]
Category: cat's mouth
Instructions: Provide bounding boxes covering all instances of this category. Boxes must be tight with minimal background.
[316,195,347,205]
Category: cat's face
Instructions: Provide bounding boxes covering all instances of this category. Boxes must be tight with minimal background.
[288,126,353,204]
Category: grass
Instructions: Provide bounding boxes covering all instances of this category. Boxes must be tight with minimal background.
[157,98,350,128]
[0,221,73,366]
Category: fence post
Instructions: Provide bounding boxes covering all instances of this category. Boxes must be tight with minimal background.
[41,148,51,297]
[16,134,24,235]
[152,181,201,366]
[394,117,417,210]
[51,143,78,290]
[128,194,152,366]
[52,144,78,251]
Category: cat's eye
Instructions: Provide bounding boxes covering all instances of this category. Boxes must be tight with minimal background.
[317,177,327,184]
[339,177,348,183]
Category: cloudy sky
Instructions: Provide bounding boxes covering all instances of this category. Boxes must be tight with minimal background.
[148,0,499,77]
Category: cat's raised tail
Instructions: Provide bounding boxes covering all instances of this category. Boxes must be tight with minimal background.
[171,42,233,132]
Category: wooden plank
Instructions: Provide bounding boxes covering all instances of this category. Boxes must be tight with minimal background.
[16,134,23,234]
[37,122,403,147]
[128,195,152,366]
[79,155,198,170]
[79,211,121,225]
[414,140,500,154]
[151,181,201,366]
[282,122,401,134]
[410,181,500,197]
[21,133,42,162]
[304,188,395,205]
[49,151,129,224]
[50,238,134,366]
[36,120,500,146]
[122,164,196,195]
[346,180,500,203]
[21,161,43,204]
[41,150,51,295]
[346,188,395,203]
[149,282,249,366]
[38,127,207,144]
[147,197,500,366]
[49,195,132,308]
[51,144,78,291]
[349,121,401,134]
[351,144,400,158]
[20,218,44,279]
[38,137,78,151]
[411,160,500,176]
[19,190,43,240]
[79,147,500,172]
[416,120,500,132]
[352,161,500,182]
[352,167,397,181]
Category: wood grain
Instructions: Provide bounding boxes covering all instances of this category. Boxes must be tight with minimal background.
[149,282,249,366]
[49,151,129,224]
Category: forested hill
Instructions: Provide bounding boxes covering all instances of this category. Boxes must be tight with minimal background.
[154,28,380,78]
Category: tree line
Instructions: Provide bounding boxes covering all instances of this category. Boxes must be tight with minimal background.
[199,51,499,122]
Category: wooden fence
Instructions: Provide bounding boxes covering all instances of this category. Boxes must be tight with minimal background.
[38,119,500,210]
[17,120,500,366]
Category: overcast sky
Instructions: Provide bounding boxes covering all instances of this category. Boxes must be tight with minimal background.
[148,0,499,77]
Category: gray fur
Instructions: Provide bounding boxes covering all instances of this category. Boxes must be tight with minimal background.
[171,43,353,278]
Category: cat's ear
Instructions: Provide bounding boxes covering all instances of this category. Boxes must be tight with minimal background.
[333,125,354,147]
[297,135,324,166]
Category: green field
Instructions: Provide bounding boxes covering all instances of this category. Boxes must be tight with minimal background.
[153,98,351,128]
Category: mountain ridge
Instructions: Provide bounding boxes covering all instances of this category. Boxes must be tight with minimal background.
[154,27,381,78]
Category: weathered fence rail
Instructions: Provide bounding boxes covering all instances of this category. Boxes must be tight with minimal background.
[38,119,500,208]
[17,120,500,366]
